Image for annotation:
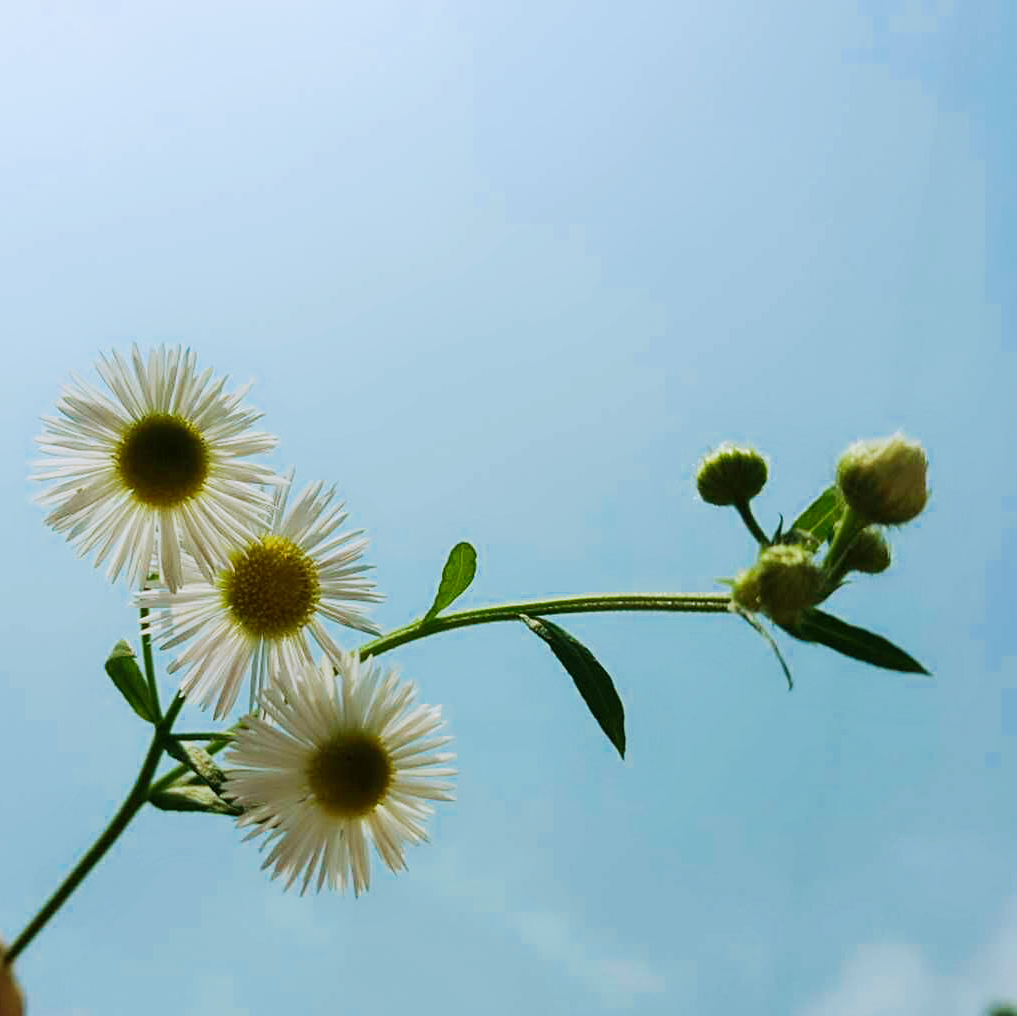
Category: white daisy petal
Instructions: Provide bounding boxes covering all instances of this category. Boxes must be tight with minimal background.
[31,346,281,592]
[136,469,382,717]
[224,653,454,895]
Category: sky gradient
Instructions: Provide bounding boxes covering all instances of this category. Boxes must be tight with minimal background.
[1,2,1014,1014]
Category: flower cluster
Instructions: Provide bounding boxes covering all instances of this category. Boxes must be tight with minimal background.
[33,346,454,893]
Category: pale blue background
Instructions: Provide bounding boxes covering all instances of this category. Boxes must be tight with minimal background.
[1,2,1014,1014]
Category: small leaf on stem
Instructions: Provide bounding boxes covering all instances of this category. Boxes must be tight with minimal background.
[423,542,477,622]
[790,485,846,545]
[104,640,158,723]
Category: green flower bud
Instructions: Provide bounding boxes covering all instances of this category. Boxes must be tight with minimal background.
[836,433,928,525]
[840,527,891,575]
[731,545,824,626]
[696,444,768,506]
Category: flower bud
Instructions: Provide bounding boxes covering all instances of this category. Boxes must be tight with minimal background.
[696,444,768,506]
[836,433,928,525]
[731,545,824,626]
[840,528,891,575]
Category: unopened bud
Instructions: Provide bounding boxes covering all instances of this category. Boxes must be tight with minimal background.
[840,528,891,575]
[836,433,928,525]
[731,545,824,625]
[696,444,768,506]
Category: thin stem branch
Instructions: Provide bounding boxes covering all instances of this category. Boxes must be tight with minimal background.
[138,605,162,723]
[733,500,770,547]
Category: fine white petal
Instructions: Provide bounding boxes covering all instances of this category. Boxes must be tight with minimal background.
[32,346,281,593]
[224,653,454,895]
[134,469,381,717]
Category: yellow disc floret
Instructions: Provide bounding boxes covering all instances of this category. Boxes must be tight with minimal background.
[305,732,393,818]
[221,535,321,638]
[115,413,211,507]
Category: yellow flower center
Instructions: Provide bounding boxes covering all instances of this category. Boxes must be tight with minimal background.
[115,413,210,507]
[221,535,321,638]
[306,732,393,817]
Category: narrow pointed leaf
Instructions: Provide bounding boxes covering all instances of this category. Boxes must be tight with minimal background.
[790,485,846,545]
[520,614,626,758]
[781,608,931,675]
[104,640,158,723]
[423,542,477,621]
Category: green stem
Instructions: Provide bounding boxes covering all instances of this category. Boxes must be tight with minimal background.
[821,505,866,580]
[358,592,732,660]
[138,605,162,723]
[4,695,185,966]
[733,500,770,547]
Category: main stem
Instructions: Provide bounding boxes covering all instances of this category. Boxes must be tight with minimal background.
[4,696,185,966]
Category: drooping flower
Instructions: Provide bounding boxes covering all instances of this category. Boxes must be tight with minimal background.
[224,652,455,895]
[138,470,382,718]
[32,345,279,592]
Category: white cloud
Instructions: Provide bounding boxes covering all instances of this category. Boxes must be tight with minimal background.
[513,907,665,1006]
[427,849,666,1007]
[799,899,1017,1016]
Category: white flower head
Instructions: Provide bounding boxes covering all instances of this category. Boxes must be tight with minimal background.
[138,469,383,718]
[224,652,455,896]
[32,345,280,592]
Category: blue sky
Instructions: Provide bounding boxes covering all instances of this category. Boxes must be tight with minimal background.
[1,1,1014,1013]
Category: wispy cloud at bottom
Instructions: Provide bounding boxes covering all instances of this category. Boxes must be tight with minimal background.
[799,897,1017,1016]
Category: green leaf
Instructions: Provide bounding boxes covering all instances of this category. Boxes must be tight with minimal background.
[148,785,241,816]
[781,608,931,675]
[104,640,158,723]
[520,615,626,758]
[790,485,846,545]
[423,542,477,621]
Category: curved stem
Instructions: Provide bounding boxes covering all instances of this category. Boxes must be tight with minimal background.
[733,500,770,547]
[4,695,185,966]
[358,592,732,660]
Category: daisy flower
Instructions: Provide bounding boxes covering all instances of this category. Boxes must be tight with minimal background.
[32,345,279,592]
[138,470,382,718]
[224,652,455,895]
